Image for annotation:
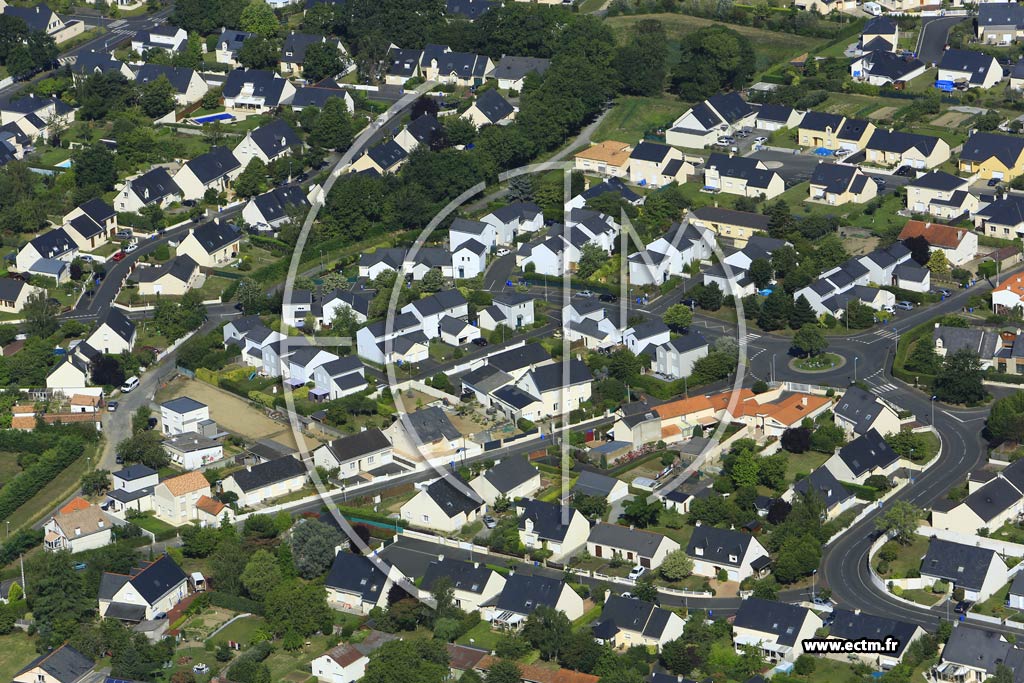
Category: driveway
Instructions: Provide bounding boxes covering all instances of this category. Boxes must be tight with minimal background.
[747,148,823,185]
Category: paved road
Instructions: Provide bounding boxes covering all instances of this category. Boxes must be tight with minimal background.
[917,15,968,65]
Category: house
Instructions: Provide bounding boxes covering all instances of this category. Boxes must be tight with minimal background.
[628,141,693,188]
[509,359,593,421]
[476,293,533,334]
[489,55,549,91]
[0,279,42,314]
[919,537,1009,602]
[808,163,878,205]
[233,117,302,167]
[789,467,856,520]
[12,644,94,683]
[324,550,392,613]
[384,46,422,85]
[628,220,712,286]
[63,198,117,251]
[215,28,254,67]
[798,112,850,151]
[516,498,591,561]
[310,644,368,683]
[163,433,223,469]
[573,473,626,505]
[665,92,756,149]
[624,320,671,358]
[349,139,408,175]
[153,471,212,526]
[116,167,182,213]
[931,458,1024,534]
[85,308,136,355]
[291,80,355,114]
[400,474,484,533]
[421,557,506,612]
[43,503,116,553]
[172,146,242,201]
[654,334,709,380]
[574,140,632,178]
[313,428,394,479]
[134,64,208,107]
[938,48,1003,89]
[130,255,201,296]
[0,93,76,142]
[131,25,187,54]
[222,68,296,115]
[685,525,771,582]
[904,171,978,220]
[160,396,209,435]
[731,598,822,663]
[98,554,188,622]
[176,220,241,268]
[850,50,927,87]
[15,227,78,276]
[470,457,541,505]
[69,50,134,81]
[993,274,1024,314]
[221,456,307,507]
[282,289,315,328]
[959,132,1024,181]
[486,342,553,380]
[825,609,925,667]
[400,289,470,339]
[703,153,785,199]
[727,391,831,438]
[224,317,287,368]
[977,195,1024,239]
[419,44,494,87]
[833,385,901,438]
[566,309,621,350]
[592,596,685,651]
[898,220,978,266]
[447,0,492,20]
[280,32,346,77]
[824,429,901,484]
[609,407,663,451]
[310,356,368,402]
[934,625,1021,683]
[319,289,372,326]
[462,88,515,127]
[1009,572,1024,610]
[978,3,1024,44]
[861,16,899,51]
[482,573,585,628]
[46,356,90,395]
[587,523,680,570]
[106,464,158,515]
[863,129,950,169]
[452,240,487,279]
[689,207,769,248]
[355,312,427,365]
[394,113,443,154]
[755,104,803,132]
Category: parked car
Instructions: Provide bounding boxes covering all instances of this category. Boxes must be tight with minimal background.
[115,454,124,464]
[125,243,138,253]
[988,177,1002,187]
[680,298,698,308]
[472,338,488,347]
[881,304,895,313]
[497,247,510,256]
[483,515,497,529]
[954,600,974,614]
[627,565,647,580]
[145,417,158,430]
[599,293,618,303]
[935,288,951,297]
[576,290,594,298]
[716,135,734,145]
[895,165,915,177]
[193,664,209,675]
[895,300,914,311]
[107,401,118,412]
[112,251,126,262]
[753,136,767,144]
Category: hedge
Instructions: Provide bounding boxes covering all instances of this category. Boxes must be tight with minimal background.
[0,437,86,521]
[0,529,43,566]
[841,481,881,501]
[892,319,937,385]
[986,370,1024,385]
[209,591,264,615]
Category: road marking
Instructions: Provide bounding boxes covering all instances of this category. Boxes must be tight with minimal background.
[741,333,760,342]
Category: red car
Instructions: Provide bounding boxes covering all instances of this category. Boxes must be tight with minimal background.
[112,251,126,262]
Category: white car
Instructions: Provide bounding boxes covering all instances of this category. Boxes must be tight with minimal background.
[497,247,510,256]
[754,136,767,144]
[193,664,209,675]
[627,565,646,580]
[125,243,138,253]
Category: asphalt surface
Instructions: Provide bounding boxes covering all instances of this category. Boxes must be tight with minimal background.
[917,15,968,65]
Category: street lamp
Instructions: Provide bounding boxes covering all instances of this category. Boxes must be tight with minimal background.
[854,356,858,383]
[811,569,817,602]
[931,395,937,424]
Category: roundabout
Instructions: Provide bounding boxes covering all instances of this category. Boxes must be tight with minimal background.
[789,352,846,373]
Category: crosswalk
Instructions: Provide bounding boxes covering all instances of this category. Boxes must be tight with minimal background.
[864,375,898,393]
[872,328,899,340]
[740,332,761,343]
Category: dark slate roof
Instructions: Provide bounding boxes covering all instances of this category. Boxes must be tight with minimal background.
[961,132,1024,169]
[978,195,1024,226]
[98,307,135,343]
[867,129,939,156]
[800,111,845,132]
[186,146,241,184]
[229,456,306,492]
[251,185,309,224]
[686,525,753,568]
[218,28,254,53]
[367,139,407,171]
[281,32,327,64]
[909,170,965,192]
[933,325,1000,358]
[527,359,592,392]
[836,428,899,477]
[420,44,488,79]
[472,88,514,124]
[837,118,871,141]
[829,609,918,657]
[939,48,1000,84]
[424,474,482,517]
[406,113,443,145]
[222,68,289,106]
[518,498,585,542]
[861,50,925,82]
[490,55,550,82]
[487,342,550,374]
[324,289,372,317]
[324,429,391,463]
[580,176,643,204]
[920,538,999,590]
[248,118,301,157]
[422,557,493,594]
[130,254,198,285]
[733,598,810,647]
[793,467,852,510]
[756,103,794,124]
[589,522,669,556]
[127,167,181,204]
[126,554,187,604]
[706,153,777,189]
[0,278,27,304]
[386,47,421,78]
[691,206,770,232]
[481,457,538,493]
[493,572,566,614]
[115,464,157,481]
[662,333,708,354]
[15,644,94,683]
[630,141,673,163]
[134,64,196,93]
[446,0,492,20]
[688,101,722,130]
[707,92,752,124]
[161,396,206,414]
[596,596,673,639]
[77,197,114,225]
[981,2,1024,28]
[325,550,388,600]
[70,50,126,76]
[810,162,863,194]
[3,3,57,33]
[942,625,1014,674]
[189,220,241,254]
[572,470,621,498]
[863,15,898,34]
[963,477,1023,522]
[834,385,886,435]
[292,83,350,109]
[28,227,76,259]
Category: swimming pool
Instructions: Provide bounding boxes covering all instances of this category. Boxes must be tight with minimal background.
[193,112,236,124]
[55,159,73,168]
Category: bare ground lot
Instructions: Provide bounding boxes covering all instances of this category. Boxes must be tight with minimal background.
[868,106,898,120]
[156,377,321,450]
[931,111,971,127]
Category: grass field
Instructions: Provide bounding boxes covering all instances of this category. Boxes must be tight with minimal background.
[0,452,22,486]
[605,14,826,75]
[592,95,688,143]
[8,445,98,534]
[784,450,830,484]
[879,534,930,579]
[207,616,267,646]
[457,620,504,650]
[132,513,179,536]
[0,631,38,682]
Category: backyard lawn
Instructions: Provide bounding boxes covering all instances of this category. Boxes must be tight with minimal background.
[131,512,179,537]
[783,450,830,484]
[0,631,39,682]
[592,95,688,144]
[456,620,504,651]
[207,616,267,646]
[878,534,930,579]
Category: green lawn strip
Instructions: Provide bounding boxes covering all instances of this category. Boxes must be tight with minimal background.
[572,604,604,631]
[206,616,267,646]
[0,631,39,682]
[7,444,98,534]
[783,450,830,484]
[877,534,930,579]
[646,523,695,549]
[786,656,865,683]
[591,95,688,144]
[897,588,943,606]
[456,620,503,650]
[263,633,333,681]
[131,513,179,537]
[973,580,1018,620]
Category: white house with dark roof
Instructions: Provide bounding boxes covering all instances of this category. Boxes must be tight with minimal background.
[450,217,496,251]
[919,537,1008,602]
[462,88,516,128]
[452,239,487,279]
[98,554,188,622]
[939,49,1003,89]
[349,139,408,175]
[222,68,296,115]
[686,525,770,582]
[0,279,43,314]
[628,141,693,188]
[311,356,368,401]
[629,220,712,286]
[421,557,506,613]
[666,92,756,149]
[221,456,308,506]
[470,457,541,505]
[313,428,393,478]
[160,396,209,436]
[833,385,901,438]
[400,474,484,533]
[85,308,136,355]
[13,643,94,683]
[130,255,201,296]
[809,163,878,205]
[134,64,209,107]
[480,202,543,243]
[572,470,630,503]
[826,609,925,668]
[279,32,346,77]
[215,28,254,67]
[931,458,1024,534]
[163,432,223,469]
[233,117,302,167]
[355,312,428,365]
[394,113,443,154]
[399,289,469,340]
[478,292,534,332]
[732,598,821,663]
[704,153,785,199]
[172,146,242,201]
[482,572,585,628]
[384,46,422,86]
[516,498,591,561]
[386,405,467,461]
[863,129,950,169]
[489,55,550,91]
[850,51,927,87]
[511,359,592,419]
[320,289,372,326]
[823,428,900,485]
[592,596,685,651]
[131,25,187,54]
[624,320,671,358]
[242,185,310,234]
[116,167,182,213]
[324,550,392,614]
[787,466,855,520]
[15,227,78,276]
[587,523,680,570]
[419,44,494,87]
[904,171,978,220]
[654,334,709,380]
[176,220,242,268]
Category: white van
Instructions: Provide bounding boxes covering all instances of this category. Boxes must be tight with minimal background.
[863,2,883,15]
[121,376,140,393]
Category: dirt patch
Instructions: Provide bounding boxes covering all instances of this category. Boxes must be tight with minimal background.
[839,232,880,255]
[157,377,320,450]
[931,111,971,127]
[868,106,898,121]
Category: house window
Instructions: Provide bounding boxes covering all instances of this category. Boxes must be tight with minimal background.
[368,455,375,464]
[422,514,430,523]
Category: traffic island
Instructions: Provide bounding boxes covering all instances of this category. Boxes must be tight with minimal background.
[789,352,846,373]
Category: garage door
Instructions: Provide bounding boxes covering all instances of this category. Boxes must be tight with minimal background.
[993,171,1005,180]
